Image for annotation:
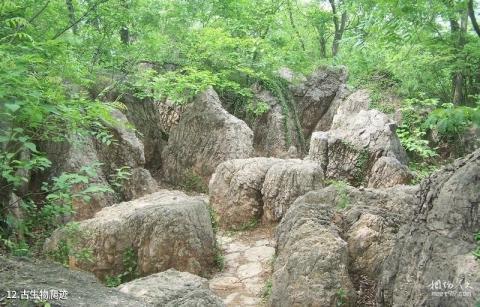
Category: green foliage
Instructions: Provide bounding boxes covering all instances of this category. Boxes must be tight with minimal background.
[409,162,439,184]
[110,166,133,190]
[424,102,480,142]
[1,166,112,256]
[473,232,480,261]
[398,97,479,162]
[261,278,273,302]
[48,222,93,266]
[397,98,439,160]
[327,180,350,210]
[336,288,347,307]
[214,250,225,272]
[234,218,260,232]
[180,169,208,193]
[353,149,370,186]
[105,275,122,288]
[104,247,139,287]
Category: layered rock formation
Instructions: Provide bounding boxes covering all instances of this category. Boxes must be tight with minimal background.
[44,190,216,280]
[308,109,411,187]
[209,158,323,229]
[270,184,417,306]
[291,66,348,138]
[0,256,147,307]
[118,269,225,307]
[162,88,254,186]
[35,109,157,220]
[376,149,480,307]
[121,94,185,173]
[248,86,304,157]
[269,149,479,307]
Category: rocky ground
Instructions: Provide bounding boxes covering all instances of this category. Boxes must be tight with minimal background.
[209,226,275,306]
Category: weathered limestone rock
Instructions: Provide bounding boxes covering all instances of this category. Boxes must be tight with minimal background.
[209,158,323,228]
[308,109,409,186]
[120,167,158,200]
[325,185,417,279]
[270,184,418,307]
[118,269,225,307]
[209,158,279,229]
[271,201,356,307]
[95,109,146,173]
[37,135,116,221]
[95,109,158,200]
[162,88,253,186]
[35,109,157,220]
[248,87,304,157]
[291,66,348,138]
[121,94,185,172]
[270,150,479,306]
[376,149,480,307]
[0,256,147,307]
[44,190,216,280]
[330,89,370,126]
[367,156,413,188]
[261,159,324,222]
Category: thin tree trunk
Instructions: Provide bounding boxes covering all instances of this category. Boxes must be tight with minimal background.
[120,26,130,44]
[319,35,327,58]
[468,0,480,38]
[328,0,347,56]
[287,0,306,51]
[450,12,468,105]
[120,0,130,44]
[65,0,78,35]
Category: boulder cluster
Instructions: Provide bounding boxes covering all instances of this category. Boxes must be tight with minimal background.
[3,67,478,307]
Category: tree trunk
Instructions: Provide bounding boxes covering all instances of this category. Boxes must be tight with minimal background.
[287,0,306,51]
[450,12,468,105]
[65,0,78,35]
[120,26,130,45]
[468,0,480,38]
[319,35,327,58]
[328,0,347,56]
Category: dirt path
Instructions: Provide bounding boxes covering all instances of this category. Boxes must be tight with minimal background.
[209,226,276,306]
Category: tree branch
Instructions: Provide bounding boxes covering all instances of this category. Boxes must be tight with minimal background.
[28,0,51,24]
[52,0,109,40]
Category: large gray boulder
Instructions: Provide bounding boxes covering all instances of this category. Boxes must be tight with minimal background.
[36,109,157,220]
[121,94,185,172]
[308,109,410,187]
[376,149,480,307]
[367,156,413,188]
[44,190,216,280]
[209,158,323,229]
[0,256,147,307]
[37,135,115,221]
[248,86,304,157]
[209,158,280,229]
[95,109,158,200]
[261,159,324,222]
[271,201,356,307]
[330,89,370,126]
[291,67,348,139]
[270,150,479,306]
[270,184,417,307]
[162,88,253,186]
[118,269,225,307]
